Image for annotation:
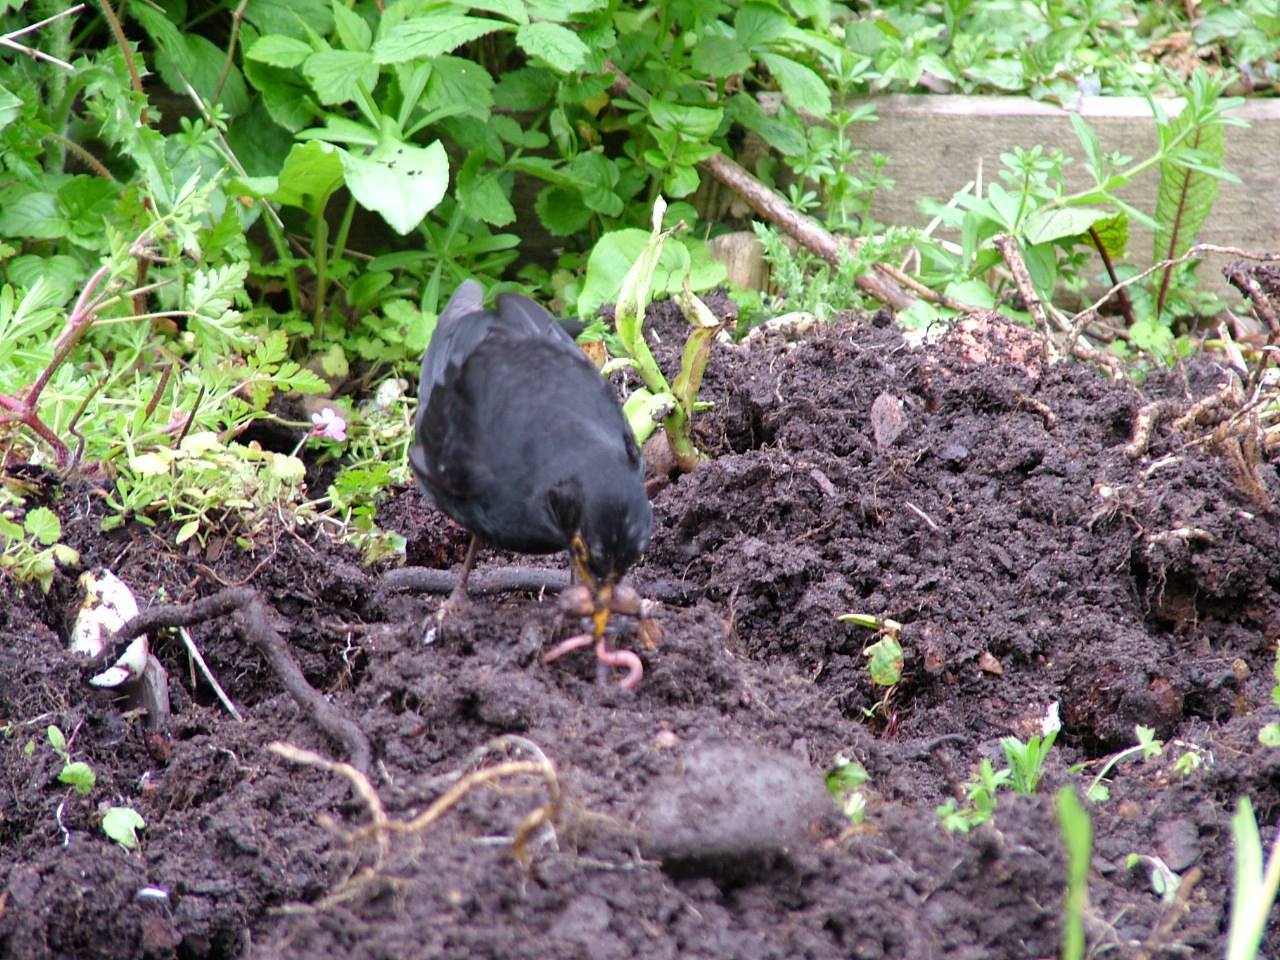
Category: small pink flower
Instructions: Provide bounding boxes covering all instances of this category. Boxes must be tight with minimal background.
[310,408,347,442]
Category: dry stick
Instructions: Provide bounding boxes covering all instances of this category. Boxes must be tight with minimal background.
[1223,261,1280,394]
[177,626,244,723]
[238,597,372,774]
[109,587,371,771]
[700,152,917,311]
[991,233,1055,364]
[1125,399,1183,460]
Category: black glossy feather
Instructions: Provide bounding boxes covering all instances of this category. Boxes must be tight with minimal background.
[410,281,651,583]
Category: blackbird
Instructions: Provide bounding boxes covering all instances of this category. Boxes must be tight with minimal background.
[410,280,653,685]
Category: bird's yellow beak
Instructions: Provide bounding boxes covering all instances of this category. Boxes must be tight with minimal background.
[571,534,612,642]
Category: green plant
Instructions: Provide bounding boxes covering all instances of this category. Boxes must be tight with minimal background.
[101,805,146,851]
[1082,724,1164,802]
[1057,786,1092,960]
[1002,722,1059,797]
[825,753,870,824]
[46,724,95,796]
[1259,638,1280,747]
[1226,797,1280,960]
[0,497,79,592]
[937,758,1011,833]
[914,69,1243,363]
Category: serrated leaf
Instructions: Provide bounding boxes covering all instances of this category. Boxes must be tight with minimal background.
[735,3,790,48]
[102,806,146,850]
[23,507,60,546]
[373,16,508,64]
[728,93,805,156]
[761,53,831,116]
[863,635,903,686]
[535,185,592,236]
[456,154,515,226]
[692,34,750,76]
[422,55,494,120]
[340,140,449,234]
[515,21,589,72]
[246,34,314,68]
[331,0,372,51]
[0,84,22,132]
[303,49,379,106]
[1153,116,1224,264]
[649,101,723,139]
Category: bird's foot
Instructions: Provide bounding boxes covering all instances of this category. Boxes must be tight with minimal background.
[422,586,473,644]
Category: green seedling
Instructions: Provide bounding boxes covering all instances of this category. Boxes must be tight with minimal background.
[102,806,146,851]
[1057,787,1092,960]
[1260,637,1280,747]
[608,198,726,472]
[1001,702,1060,796]
[1226,797,1280,960]
[1125,853,1180,904]
[0,500,80,593]
[825,753,870,824]
[1083,725,1164,802]
[839,613,904,720]
[937,757,1011,833]
[47,725,95,797]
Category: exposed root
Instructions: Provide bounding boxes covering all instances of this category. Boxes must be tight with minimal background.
[269,736,561,911]
[380,565,697,604]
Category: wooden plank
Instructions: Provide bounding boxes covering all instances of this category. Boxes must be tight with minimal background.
[851,94,1280,302]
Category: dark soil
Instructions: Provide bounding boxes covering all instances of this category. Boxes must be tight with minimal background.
[3,301,1279,960]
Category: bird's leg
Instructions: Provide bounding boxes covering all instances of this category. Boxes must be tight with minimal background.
[424,534,479,642]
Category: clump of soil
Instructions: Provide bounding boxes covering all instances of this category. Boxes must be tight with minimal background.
[2,304,1278,959]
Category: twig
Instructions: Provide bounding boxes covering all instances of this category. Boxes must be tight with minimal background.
[378,565,698,604]
[1125,399,1183,460]
[992,234,1055,363]
[268,742,389,863]
[238,598,371,773]
[177,626,244,722]
[0,4,84,71]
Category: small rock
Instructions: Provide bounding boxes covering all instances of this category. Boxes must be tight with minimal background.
[1156,818,1201,872]
[637,742,829,876]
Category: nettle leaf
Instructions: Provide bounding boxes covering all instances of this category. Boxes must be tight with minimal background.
[494,66,558,110]
[303,49,379,105]
[735,3,791,48]
[243,60,314,131]
[467,0,529,23]
[422,56,494,120]
[0,83,24,132]
[535,185,592,236]
[760,53,831,116]
[1022,207,1109,245]
[1153,116,1225,264]
[331,0,372,51]
[456,153,515,226]
[373,16,509,64]
[692,34,751,77]
[245,0,333,39]
[527,0,608,18]
[340,140,449,234]
[247,34,314,68]
[515,21,589,72]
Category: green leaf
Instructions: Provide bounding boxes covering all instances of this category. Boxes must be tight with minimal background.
[176,520,201,544]
[271,141,345,208]
[246,34,314,68]
[568,151,622,217]
[692,34,750,76]
[580,227,685,321]
[0,84,23,132]
[243,60,315,131]
[102,806,146,851]
[515,21,589,72]
[649,101,723,139]
[303,49,379,106]
[1022,207,1109,245]
[46,725,66,755]
[131,6,250,116]
[735,3,791,48]
[467,0,528,22]
[535,185,593,236]
[59,761,96,796]
[1090,214,1128,260]
[23,507,61,546]
[728,93,804,156]
[493,66,558,110]
[331,0,372,51]
[761,53,831,116]
[456,153,515,226]
[245,0,333,38]
[0,189,64,239]
[422,56,494,120]
[863,634,903,686]
[1153,115,1224,264]
[373,16,509,64]
[340,140,449,234]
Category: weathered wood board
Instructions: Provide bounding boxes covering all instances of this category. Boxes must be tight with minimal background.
[852,94,1280,303]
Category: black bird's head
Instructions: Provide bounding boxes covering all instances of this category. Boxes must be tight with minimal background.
[549,472,652,635]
